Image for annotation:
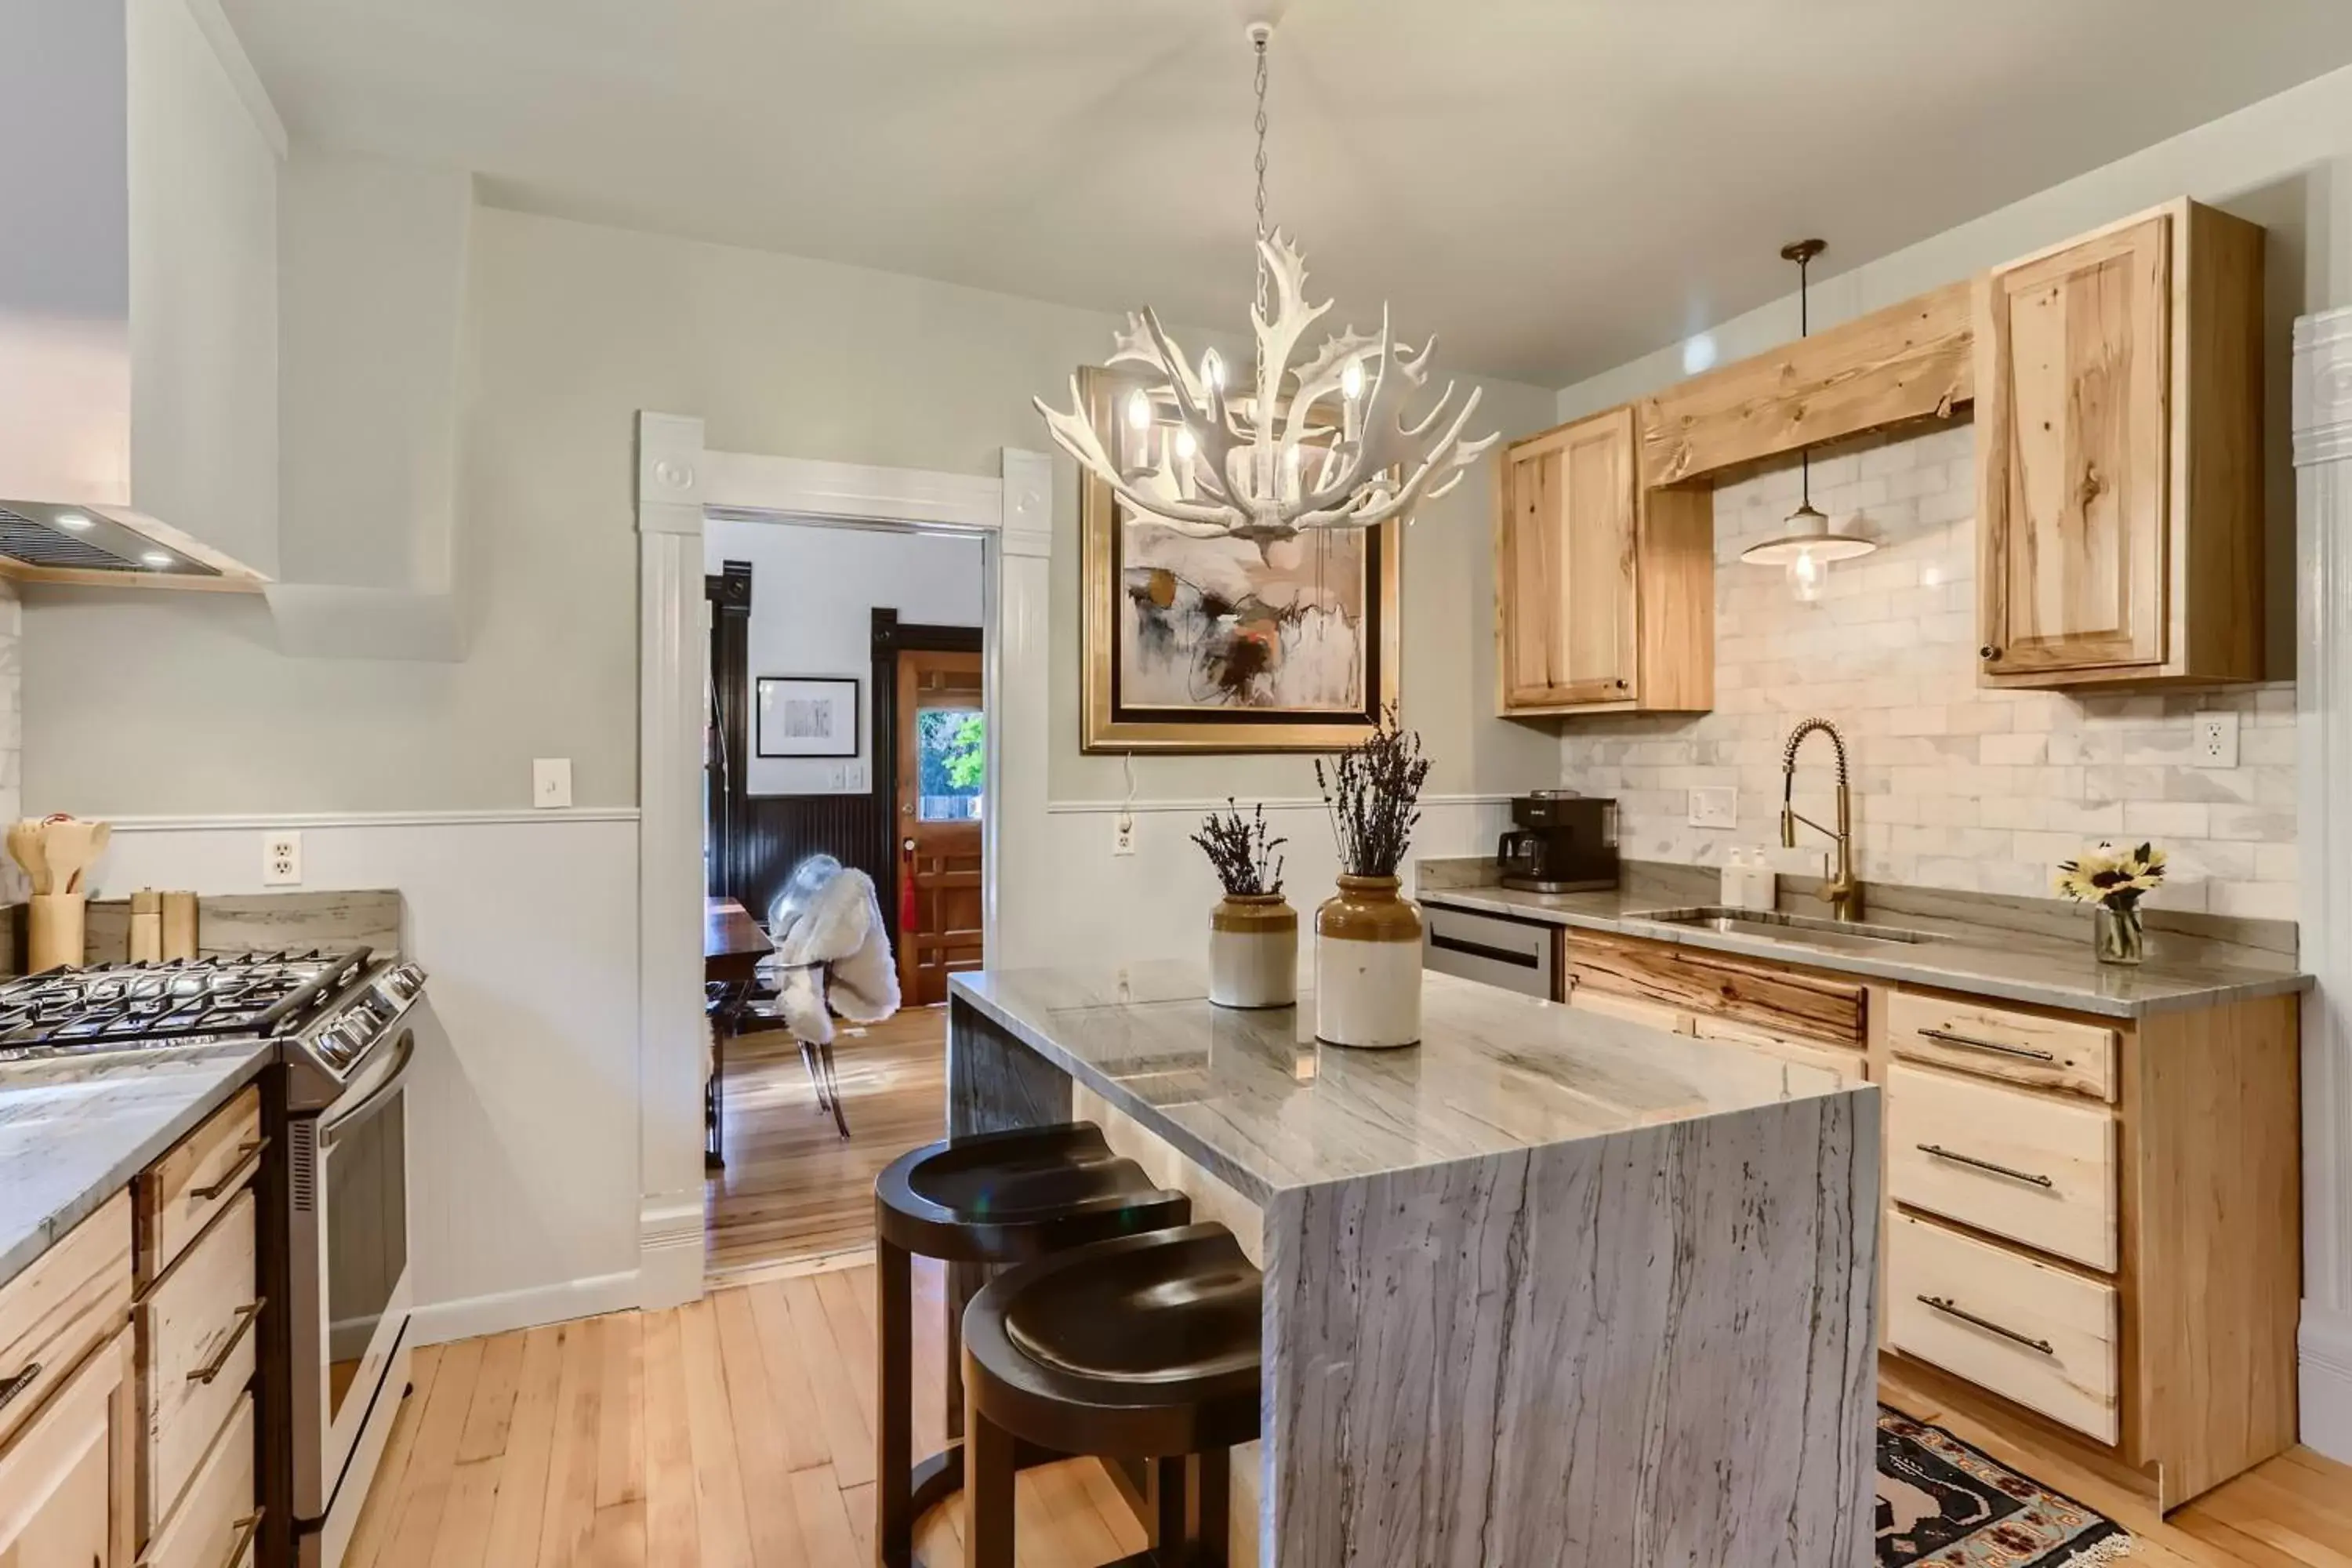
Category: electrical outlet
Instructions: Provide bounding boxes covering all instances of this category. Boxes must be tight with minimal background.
[532,757,572,809]
[1112,815,1137,856]
[263,831,303,886]
[1687,786,1737,829]
[2194,712,2240,768]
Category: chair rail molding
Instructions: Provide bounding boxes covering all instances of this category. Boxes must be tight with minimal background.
[633,411,1053,1308]
[2294,307,2352,1461]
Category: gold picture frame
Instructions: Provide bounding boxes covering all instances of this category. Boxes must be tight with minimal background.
[1077,365,1403,753]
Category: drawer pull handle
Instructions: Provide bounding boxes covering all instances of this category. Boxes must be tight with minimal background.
[189,1137,270,1202]
[0,1361,39,1414]
[1918,1294,2054,1356]
[189,1300,266,1385]
[215,1508,264,1568]
[1920,1027,2056,1063]
[1916,1143,2056,1189]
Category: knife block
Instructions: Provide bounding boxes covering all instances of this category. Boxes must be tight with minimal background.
[28,893,85,973]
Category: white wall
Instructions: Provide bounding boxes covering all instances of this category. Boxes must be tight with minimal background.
[82,812,643,1342]
[276,147,472,593]
[704,520,981,797]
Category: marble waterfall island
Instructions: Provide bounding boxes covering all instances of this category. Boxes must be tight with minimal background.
[948,964,1882,1566]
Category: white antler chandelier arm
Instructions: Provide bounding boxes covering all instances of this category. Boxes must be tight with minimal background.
[1031,382,1247,535]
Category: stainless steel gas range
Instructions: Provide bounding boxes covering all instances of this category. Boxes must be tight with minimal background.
[0,948,428,1568]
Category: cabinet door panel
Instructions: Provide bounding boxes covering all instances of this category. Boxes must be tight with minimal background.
[1498,408,1638,707]
[1978,216,2170,674]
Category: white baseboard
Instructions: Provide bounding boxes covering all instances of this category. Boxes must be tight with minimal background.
[2303,1302,2352,1462]
[638,1192,706,1312]
[408,1269,643,1347]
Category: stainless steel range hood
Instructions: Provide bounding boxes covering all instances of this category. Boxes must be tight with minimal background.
[0,0,280,592]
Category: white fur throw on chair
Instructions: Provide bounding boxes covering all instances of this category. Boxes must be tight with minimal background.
[770,865,900,1045]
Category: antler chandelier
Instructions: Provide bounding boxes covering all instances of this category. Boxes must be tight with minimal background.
[1034,21,1495,544]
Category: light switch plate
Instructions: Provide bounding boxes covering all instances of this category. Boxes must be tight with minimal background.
[1687,786,1737,829]
[263,831,302,886]
[533,757,573,808]
[2194,712,2239,768]
[844,761,866,790]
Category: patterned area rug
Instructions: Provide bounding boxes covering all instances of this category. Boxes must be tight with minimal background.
[1878,1409,2132,1566]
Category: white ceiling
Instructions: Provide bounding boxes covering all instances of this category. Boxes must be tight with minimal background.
[220,0,2352,387]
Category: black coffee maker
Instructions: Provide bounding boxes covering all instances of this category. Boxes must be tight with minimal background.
[1497,791,1619,892]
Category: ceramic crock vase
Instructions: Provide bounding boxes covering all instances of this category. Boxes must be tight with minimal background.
[1315,875,1424,1048]
[2095,903,2145,966]
[1209,892,1298,1009]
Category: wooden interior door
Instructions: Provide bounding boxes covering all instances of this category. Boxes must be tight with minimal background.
[1497,405,1639,709]
[895,649,984,1006]
[1977,216,2171,675]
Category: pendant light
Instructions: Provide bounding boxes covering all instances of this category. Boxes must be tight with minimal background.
[1739,239,1876,599]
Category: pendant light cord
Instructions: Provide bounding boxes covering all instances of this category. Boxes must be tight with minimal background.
[1796,246,1811,510]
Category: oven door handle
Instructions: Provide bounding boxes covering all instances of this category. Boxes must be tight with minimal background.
[318,1030,416,1149]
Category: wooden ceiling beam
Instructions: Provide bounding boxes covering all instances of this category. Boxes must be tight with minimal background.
[1636,279,1976,489]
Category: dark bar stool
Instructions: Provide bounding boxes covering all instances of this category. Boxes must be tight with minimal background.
[874,1124,1192,1568]
[960,1223,1262,1568]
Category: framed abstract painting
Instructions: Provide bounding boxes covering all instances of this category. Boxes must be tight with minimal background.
[1076,365,1402,753]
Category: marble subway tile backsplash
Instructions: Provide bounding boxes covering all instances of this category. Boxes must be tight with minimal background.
[1557,422,2297,919]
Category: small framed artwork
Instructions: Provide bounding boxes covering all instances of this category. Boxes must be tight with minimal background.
[756,676,860,758]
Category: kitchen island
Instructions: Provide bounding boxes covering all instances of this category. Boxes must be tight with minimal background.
[946,963,1881,1566]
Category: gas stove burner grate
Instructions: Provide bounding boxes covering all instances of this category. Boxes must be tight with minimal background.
[0,947,371,1055]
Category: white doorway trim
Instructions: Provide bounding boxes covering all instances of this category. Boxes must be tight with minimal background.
[633,412,1052,1309]
[2293,309,2352,1461]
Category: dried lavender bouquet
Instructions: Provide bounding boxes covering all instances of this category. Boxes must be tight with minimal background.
[1315,706,1431,878]
[1190,799,1287,897]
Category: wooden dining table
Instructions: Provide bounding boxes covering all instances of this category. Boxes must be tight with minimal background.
[704,895,771,1167]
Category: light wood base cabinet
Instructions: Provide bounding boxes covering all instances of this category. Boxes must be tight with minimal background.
[1976,198,2266,689]
[1565,927,2298,1509]
[0,1329,135,1568]
[1494,406,1714,716]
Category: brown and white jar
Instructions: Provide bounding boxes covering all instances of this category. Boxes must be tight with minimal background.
[1314,875,1424,1049]
[1209,892,1298,1009]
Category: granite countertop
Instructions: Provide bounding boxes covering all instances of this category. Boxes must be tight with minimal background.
[1418,883,2309,1018]
[0,1043,275,1287]
[949,962,1864,1204]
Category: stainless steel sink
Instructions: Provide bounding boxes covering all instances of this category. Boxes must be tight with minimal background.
[1625,906,1939,952]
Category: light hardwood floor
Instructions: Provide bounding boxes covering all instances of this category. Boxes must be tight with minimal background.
[351,1266,2352,1567]
[343,1254,1145,1567]
[705,1007,947,1280]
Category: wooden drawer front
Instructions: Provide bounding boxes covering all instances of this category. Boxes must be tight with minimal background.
[0,1188,132,1454]
[1889,1213,2119,1446]
[136,1087,264,1287]
[139,1191,260,1537]
[1569,933,1864,1044]
[1567,983,1691,1036]
[141,1396,256,1568]
[1693,1016,1867,1087]
[1888,990,2116,1102]
[0,1326,130,1566]
[1888,1065,2117,1270]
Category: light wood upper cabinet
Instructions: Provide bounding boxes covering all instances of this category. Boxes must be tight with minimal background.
[1976,200,2264,688]
[1494,405,1712,715]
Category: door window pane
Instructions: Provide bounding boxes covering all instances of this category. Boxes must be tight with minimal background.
[916,709,983,822]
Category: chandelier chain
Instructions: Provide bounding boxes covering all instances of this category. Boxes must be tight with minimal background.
[1252,31,1270,332]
